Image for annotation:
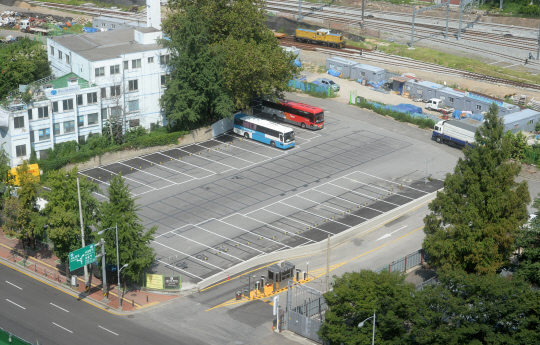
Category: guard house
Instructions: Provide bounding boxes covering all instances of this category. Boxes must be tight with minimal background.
[404,79,445,100]
[326,56,357,78]
[503,108,540,134]
[267,261,295,283]
[350,63,386,83]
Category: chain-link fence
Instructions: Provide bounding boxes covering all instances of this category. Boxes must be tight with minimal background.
[288,79,337,98]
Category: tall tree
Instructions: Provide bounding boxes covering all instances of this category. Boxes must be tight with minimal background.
[162,0,299,112]
[42,167,101,262]
[319,270,415,345]
[100,174,156,285]
[0,143,14,204]
[159,5,235,129]
[514,197,540,285]
[423,103,530,274]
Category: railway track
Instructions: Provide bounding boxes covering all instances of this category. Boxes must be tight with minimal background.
[24,0,145,21]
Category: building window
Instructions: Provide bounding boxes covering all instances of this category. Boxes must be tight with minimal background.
[111,106,121,118]
[111,24,116,29]
[101,108,108,119]
[58,51,63,59]
[16,145,26,158]
[77,94,83,106]
[30,131,35,143]
[79,135,86,143]
[63,99,74,111]
[14,116,24,129]
[52,101,58,112]
[514,124,519,130]
[66,55,70,64]
[27,109,32,120]
[39,128,51,141]
[160,54,169,65]
[78,115,85,127]
[88,113,99,125]
[128,80,138,91]
[132,59,141,69]
[64,120,75,133]
[95,67,105,77]
[101,22,106,27]
[50,46,54,55]
[148,57,154,63]
[129,119,140,128]
[161,75,166,87]
[87,92,97,104]
[110,65,120,75]
[361,71,365,76]
[128,100,139,112]
[54,123,60,135]
[123,61,129,70]
[111,85,121,97]
[101,88,107,98]
[39,150,49,160]
[448,97,454,103]
[529,119,534,124]
[476,105,482,111]
[38,106,49,119]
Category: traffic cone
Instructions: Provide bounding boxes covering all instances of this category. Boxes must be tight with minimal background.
[227,274,230,281]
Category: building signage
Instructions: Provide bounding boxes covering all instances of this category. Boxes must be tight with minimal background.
[45,85,81,97]
[146,274,164,289]
[164,276,181,289]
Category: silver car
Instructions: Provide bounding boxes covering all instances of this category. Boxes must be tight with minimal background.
[314,78,340,91]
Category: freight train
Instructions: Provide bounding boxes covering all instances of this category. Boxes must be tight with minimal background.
[293,28,345,48]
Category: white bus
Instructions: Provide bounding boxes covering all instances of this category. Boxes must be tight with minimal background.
[233,113,295,149]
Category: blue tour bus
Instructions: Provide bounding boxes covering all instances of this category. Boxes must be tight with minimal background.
[233,113,295,149]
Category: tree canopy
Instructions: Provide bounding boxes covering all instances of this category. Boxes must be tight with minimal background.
[423,103,530,274]
[514,196,540,285]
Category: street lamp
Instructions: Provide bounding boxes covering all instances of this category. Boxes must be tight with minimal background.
[98,222,126,310]
[358,310,376,345]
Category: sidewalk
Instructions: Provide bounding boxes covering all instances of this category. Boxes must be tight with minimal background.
[0,230,178,312]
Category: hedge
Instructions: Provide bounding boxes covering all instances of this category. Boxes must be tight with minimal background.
[354,100,436,129]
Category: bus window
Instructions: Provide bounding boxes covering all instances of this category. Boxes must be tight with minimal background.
[315,112,324,123]
[284,132,295,143]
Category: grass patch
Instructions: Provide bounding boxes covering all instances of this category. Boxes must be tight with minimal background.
[303,89,339,99]
[354,99,436,129]
[32,0,134,11]
[345,40,371,50]
[377,42,540,85]
[317,65,327,74]
[17,260,33,267]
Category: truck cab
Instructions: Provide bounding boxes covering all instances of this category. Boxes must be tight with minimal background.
[425,98,442,110]
[19,19,30,31]
[432,121,444,140]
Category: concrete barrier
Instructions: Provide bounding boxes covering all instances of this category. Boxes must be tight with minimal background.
[197,189,439,290]
[66,126,212,171]
[211,118,233,138]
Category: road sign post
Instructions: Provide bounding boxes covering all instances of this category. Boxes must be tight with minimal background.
[69,244,96,272]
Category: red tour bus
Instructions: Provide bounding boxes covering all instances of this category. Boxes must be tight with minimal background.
[261,99,324,130]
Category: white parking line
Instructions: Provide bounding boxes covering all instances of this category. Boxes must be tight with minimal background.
[97,167,156,191]
[280,201,351,228]
[98,325,118,336]
[152,241,223,270]
[327,182,401,207]
[311,189,384,214]
[354,171,430,194]
[6,299,25,309]
[155,151,219,175]
[210,138,273,159]
[171,232,245,262]
[258,208,313,228]
[53,322,73,333]
[118,162,177,185]
[6,281,22,290]
[216,218,292,248]
[195,143,257,164]
[127,156,200,180]
[235,214,315,244]
[154,224,193,239]
[50,303,69,312]
[79,172,110,186]
[175,147,238,170]
[343,177,414,200]
[191,223,266,254]
[295,195,369,221]
[157,259,203,280]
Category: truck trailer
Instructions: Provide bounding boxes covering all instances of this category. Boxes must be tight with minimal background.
[432,120,479,148]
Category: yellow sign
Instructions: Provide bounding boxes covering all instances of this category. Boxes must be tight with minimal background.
[146,274,163,289]
[9,163,40,186]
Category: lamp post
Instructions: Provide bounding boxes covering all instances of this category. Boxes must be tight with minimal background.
[358,310,376,345]
[98,222,127,310]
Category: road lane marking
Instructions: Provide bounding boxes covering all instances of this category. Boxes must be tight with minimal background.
[6,281,22,290]
[50,303,69,312]
[53,322,73,333]
[6,299,25,309]
[376,225,408,241]
[98,325,118,336]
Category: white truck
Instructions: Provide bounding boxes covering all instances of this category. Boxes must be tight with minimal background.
[19,19,53,35]
[432,120,478,148]
[425,98,455,115]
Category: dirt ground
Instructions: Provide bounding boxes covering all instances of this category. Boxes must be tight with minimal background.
[299,50,540,105]
[0,1,93,22]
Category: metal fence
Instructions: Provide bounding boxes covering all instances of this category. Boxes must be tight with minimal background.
[9,253,69,286]
[285,280,326,344]
[0,326,36,345]
[288,80,337,97]
[375,249,429,274]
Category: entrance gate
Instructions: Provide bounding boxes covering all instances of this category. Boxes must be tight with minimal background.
[285,281,327,344]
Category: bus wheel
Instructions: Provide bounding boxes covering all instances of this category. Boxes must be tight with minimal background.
[301,123,306,129]
[272,115,277,121]
[270,141,276,148]
[244,132,249,139]
[310,124,313,129]
[436,136,442,144]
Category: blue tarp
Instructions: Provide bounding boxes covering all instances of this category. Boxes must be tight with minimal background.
[468,113,484,121]
[367,101,426,119]
[327,69,341,77]
[294,60,302,67]
[452,109,462,119]
[397,103,422,114]
[83,27,98,33]
[288,80,329,94]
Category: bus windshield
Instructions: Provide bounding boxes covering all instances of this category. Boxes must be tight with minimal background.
[315,112,324,123]
[284,132,295,143]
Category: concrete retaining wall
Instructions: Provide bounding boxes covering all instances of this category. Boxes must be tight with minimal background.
[211,118,233,138]
[66,126,212,171]
[197,189,439,290]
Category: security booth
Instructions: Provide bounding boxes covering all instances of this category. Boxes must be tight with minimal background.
[268,261,295,292]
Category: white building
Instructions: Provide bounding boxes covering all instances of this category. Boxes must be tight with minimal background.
[0,3,169,167]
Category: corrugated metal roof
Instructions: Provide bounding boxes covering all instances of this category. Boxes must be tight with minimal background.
[353,64,385,72]
[327,56,357,65]
[405,80,444,89]
[503,109,540,124]
[439,87,467,98]
[390,76,409,83]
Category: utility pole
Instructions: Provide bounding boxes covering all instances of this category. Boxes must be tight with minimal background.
[410,5,416,49]
[499,0,502,11]
[537,19,540,60]
[326,234,330,292]
[115,222,122,309]
[445,2,449,39]
[361,0,365,28]
[96,238,108,301]
[77,177,89,292]
[298,0,302,22]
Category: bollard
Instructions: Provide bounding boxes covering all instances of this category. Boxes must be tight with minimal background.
[146,295,149,303]
[45,269,47,277]
[35,264,36,272]
[132,299,134,307]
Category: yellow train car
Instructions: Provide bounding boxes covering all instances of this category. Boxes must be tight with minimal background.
[294,28,345,48]
[9,163,40,186]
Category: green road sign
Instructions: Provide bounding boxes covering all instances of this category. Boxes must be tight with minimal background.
[69,244,96,272]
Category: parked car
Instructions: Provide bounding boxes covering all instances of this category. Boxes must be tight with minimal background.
[313,78,340,92]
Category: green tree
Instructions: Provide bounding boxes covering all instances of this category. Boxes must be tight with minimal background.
[504,130,527,160]
[423,103,530,274]
[514,196,540,285]
[0,143,14,204]
[163,0,300,111]
[159,5,235,129]
[319,270,415,345]
[100,174,156,285]
[42,167,101,262]
[410,270,540,344]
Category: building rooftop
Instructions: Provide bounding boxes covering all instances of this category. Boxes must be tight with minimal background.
[49,72,93,89]
[327,56,357,65]
[503,108,540,123]
[135,27,160,33]
[354,63,385,72]
[406,79,445,89]
[439,87,467,98]
[49,28,162,61]
[94,16,147,26]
